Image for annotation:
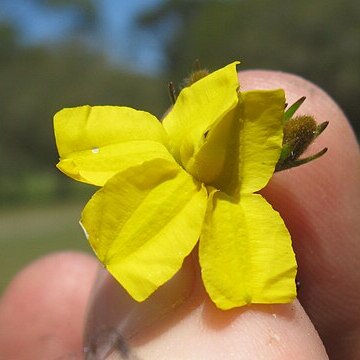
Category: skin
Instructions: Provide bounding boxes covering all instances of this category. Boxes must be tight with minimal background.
[0,70,359,359]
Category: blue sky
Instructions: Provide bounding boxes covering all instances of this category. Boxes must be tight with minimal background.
[0,0,164,73]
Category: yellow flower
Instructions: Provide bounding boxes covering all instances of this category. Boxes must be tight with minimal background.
[54,62,297,310]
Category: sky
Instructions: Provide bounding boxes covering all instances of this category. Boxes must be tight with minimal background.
[0,0,164,74]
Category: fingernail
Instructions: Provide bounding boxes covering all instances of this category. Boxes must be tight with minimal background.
[84,256,195,354]
[84,327,141,360]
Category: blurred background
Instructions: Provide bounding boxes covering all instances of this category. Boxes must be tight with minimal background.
[1,0,359,293]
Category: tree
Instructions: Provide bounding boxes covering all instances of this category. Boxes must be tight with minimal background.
[0,2,168,203]
[138,0,360,136]
[36,0,97,33]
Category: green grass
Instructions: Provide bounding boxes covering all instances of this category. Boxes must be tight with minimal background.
[0,202,92,294]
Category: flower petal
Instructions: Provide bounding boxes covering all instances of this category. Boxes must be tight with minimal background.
[54,106,172,186]
[199,192,297,310]
[238,89,285,194]
[81,158,208,301]
[181,89,285,196]
[162,62,240,168]
[185,105,241,195]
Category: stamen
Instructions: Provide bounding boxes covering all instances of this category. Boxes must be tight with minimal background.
[168,81,177,105]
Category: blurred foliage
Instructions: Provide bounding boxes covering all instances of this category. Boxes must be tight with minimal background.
[0,23,168,205]
[39,0,97,32]
[138,0,360,136]
[1,0,359,206]
[1,0,358,291]
[0,203,91,292]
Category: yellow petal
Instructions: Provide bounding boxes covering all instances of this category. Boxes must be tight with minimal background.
[181,89,285,196]
[162,62,240,168]
[56,141,174,187]
[81,158,208,301]
[185,105,241,195]
[54,105,172,186]
[238,89,285,194]
[199,192,297,310]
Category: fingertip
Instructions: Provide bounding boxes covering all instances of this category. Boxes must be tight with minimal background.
[83,255,197,358]
[132,299,328,359]
[0,251,98,359]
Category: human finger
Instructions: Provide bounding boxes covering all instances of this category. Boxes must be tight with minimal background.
[84,70,357,359]
[240,70,360,359]
[0,251,98,359]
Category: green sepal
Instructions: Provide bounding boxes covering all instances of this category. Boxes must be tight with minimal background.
[278,143,292,162]
[284,96,306,123]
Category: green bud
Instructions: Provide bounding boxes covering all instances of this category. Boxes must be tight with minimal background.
[283,115,317,159]
[168,60,210,105]
[276,99,328,171]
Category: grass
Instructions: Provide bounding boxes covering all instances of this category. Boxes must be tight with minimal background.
[0,202,92,294]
